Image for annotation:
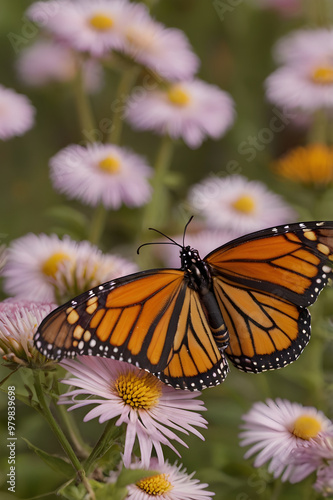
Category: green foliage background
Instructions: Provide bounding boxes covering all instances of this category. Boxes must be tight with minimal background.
[0,1,333,499]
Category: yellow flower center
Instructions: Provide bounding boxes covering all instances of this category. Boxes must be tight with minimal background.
[136,473,173,495]
[273,144,333,186]
[89,13,114,31]
[232,195,256,214]
[98,156,121,174]
[114,371,162,410]
[292,415,322,440]
[167,85,191,107]
[311,65,333,85]
[41,252,70,278]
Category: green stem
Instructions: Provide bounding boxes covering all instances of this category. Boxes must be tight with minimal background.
[303,0,330,26]
[33,372,92,492]
[89,203,108,246]
[308,110,329,144]
[142,134,174,232]
[74,59,96,139]
[84,420,123,475]
[107,65,140,145]
[56,402,91,459]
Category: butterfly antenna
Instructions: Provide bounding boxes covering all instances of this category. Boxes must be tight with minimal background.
[183,216,194,247]
[137,228,182,255]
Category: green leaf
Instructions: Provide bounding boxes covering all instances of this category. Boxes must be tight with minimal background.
[95,483,128,500]
[22,438,75,478]
[116,467,158,488]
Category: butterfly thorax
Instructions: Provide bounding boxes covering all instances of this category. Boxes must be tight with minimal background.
[180,246,212,294]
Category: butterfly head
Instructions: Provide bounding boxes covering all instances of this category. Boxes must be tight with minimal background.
[180,246,201,270]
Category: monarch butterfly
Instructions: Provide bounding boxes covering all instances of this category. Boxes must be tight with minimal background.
[35,220,333,391]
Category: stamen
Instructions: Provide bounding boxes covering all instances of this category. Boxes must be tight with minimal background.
[41,252,70,278]
[136,473,173,495]
[167,85,191,107]
[292,414,322,440]
[114,371,162,410]
[232,195,256,214]
[98,156,121,174]
[89,13,114,31]
[311,66,333,85]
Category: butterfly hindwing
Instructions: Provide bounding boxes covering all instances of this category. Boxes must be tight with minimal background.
[212,278,311,372]
[35,268,228,390]
[206,221,333,373]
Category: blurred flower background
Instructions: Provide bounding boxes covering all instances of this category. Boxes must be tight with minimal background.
[1,0,333,499]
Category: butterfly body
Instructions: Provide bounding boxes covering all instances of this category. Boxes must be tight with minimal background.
[35,221,333,391]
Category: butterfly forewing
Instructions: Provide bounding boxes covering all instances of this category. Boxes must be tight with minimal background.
[35,268,228,390]
[206,222,333,307]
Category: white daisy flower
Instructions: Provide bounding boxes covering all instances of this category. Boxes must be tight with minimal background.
[3,233,138,303]
[115,458,214,500]
[59,357,207,468]
[188,175,295,234]
[16,40,103,92]
[288,435,333,484]
[0,299,56,365]
[27,0,131,57]
[273,29,333,66]
[0,85,35,140]
[240,399,333,480]
[119,5,199,81]
[125,80,235,149]
[265,62,333,112]
[50,143,152,209]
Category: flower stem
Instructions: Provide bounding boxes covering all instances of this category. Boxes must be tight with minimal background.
[33,371,93,495]
[308,110,329,145]
[84,419,123,475]
[303,0,330,25]
[143,134,174,230]
[89,203,108,246]
[73,58,96,140]
[56,401,91,459]
[107,65,140,145]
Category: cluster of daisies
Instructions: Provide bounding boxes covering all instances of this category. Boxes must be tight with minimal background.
[240,399,333,496]
[1,1,237,497]
[265,28,333,187]
[2,0,333,498]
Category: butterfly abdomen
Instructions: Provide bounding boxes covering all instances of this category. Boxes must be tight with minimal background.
[181,247,229,349]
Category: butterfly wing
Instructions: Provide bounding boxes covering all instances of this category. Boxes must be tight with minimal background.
[205,221,333,373]
[35,269,228,390]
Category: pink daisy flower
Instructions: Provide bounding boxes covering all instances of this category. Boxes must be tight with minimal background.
[273,29,333,65]
[113,458,214,499]
[240,399,333,480]
[0,299,56,365]
[118,5,199,81]
[27,0,132,57]
[266,31,333,112]
[288,436,333,484]
[3,233,137,303]
[125,80,235,149]
[266,66,333,112]
[188,175,296,234]
[16,40,103,92]
[50,143,152,209]
[0,85,35,140]
[58,357,207,468]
